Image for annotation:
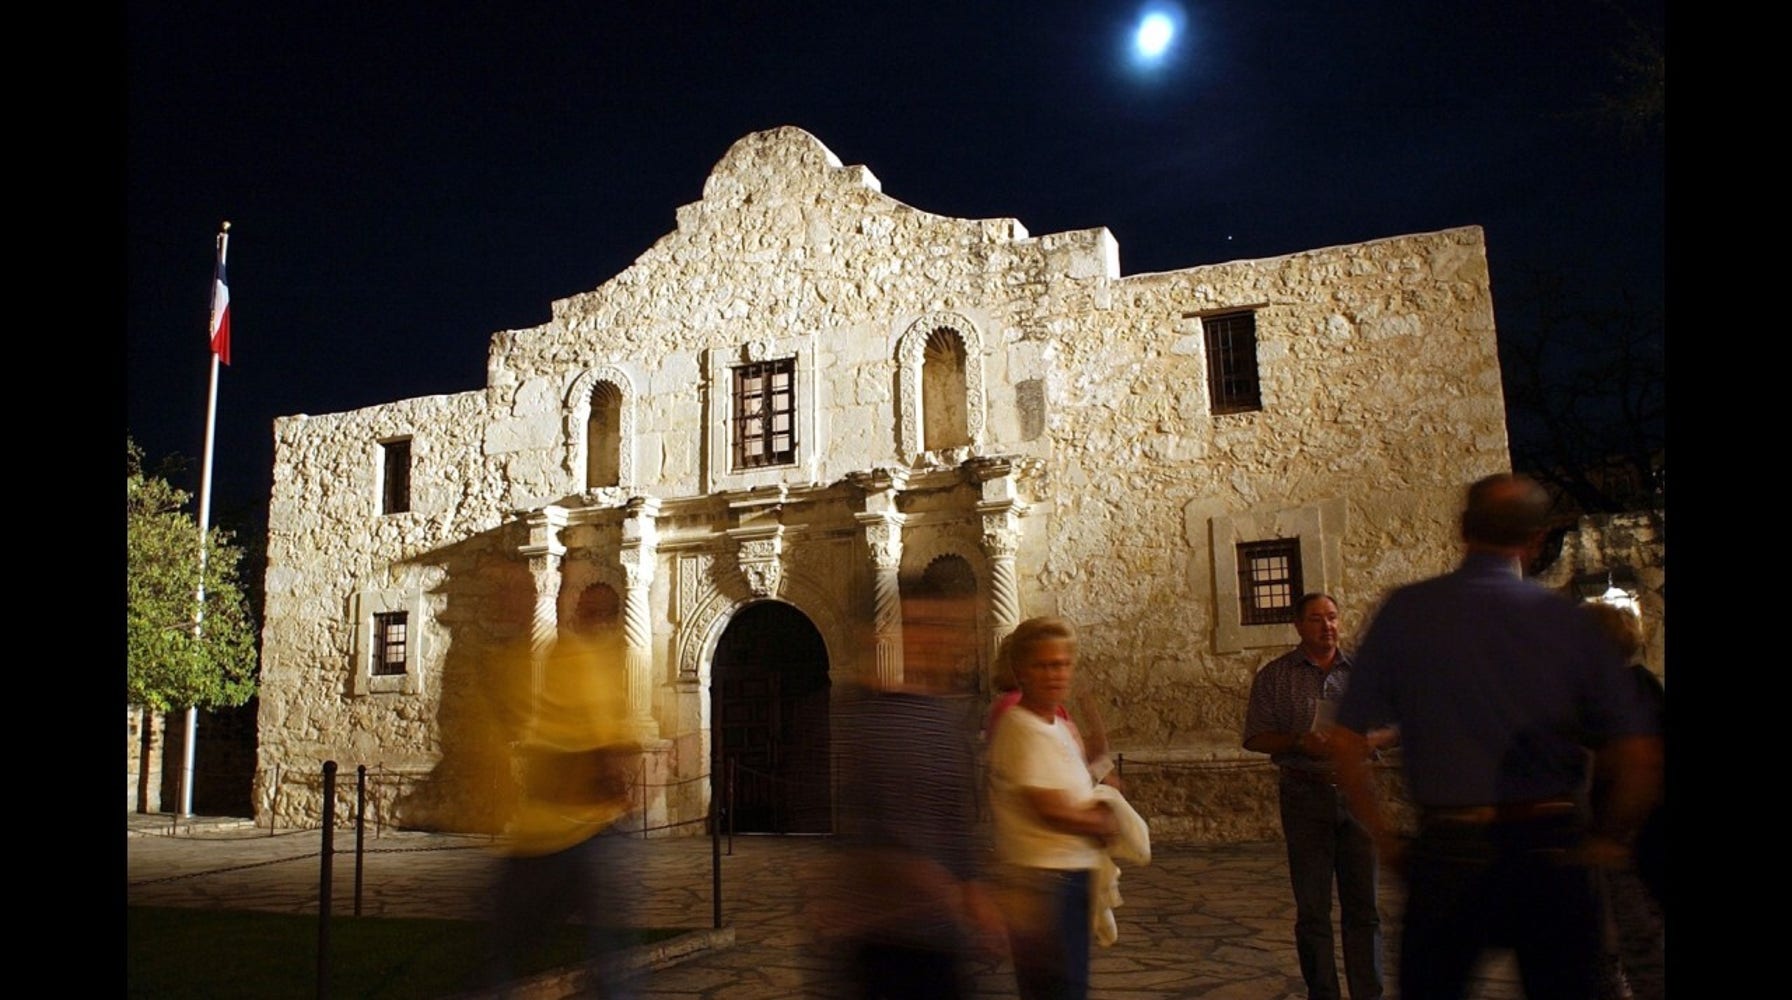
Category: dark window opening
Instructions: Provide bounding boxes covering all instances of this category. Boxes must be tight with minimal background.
[1204,311,1262,414]
[733,358,797,469]
[372,611,408,676]
[382,439,412,514]
[1238,538,1302,625]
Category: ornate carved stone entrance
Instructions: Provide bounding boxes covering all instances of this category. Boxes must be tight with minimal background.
[710,601,831,834]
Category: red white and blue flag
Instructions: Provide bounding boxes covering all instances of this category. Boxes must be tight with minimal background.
[209,237,231,365]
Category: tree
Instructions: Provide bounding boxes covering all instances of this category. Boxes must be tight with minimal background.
[1587,0,1664,148]
[127,439,258,712]
[1499,270,1664,515]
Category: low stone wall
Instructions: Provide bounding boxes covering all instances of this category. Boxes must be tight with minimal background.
[1115,742,1416,845]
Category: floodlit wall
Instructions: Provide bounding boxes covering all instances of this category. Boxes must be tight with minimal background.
[257,127,1510,840]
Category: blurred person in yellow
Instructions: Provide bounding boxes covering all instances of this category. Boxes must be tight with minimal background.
[480,618,642,998]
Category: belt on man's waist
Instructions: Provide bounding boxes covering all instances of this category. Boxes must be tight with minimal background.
[1419,798,1578,826]
[1278,767,1339,786]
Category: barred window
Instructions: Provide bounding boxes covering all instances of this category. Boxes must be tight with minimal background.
[1204,311,1262,414]
[381,438,411,514]
[372,611,408,676]
[733,358,797,469]
[1237,539,1302,625]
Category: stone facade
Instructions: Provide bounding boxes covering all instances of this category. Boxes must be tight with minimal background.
[255,127,1512,840]
[128,706,167,812]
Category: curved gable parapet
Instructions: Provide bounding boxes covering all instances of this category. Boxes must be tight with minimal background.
[701,126,880,206]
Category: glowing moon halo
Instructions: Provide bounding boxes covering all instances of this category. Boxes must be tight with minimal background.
[1135,13,1175,59]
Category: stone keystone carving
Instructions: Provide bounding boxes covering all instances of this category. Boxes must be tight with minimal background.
[731,529,785,597]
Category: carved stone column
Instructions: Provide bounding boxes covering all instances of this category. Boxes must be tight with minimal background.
[850,468,909,686]
[519,506,569,703]
[619,497,662,740]
[980,517,1021,649]
[970,457,1032,660]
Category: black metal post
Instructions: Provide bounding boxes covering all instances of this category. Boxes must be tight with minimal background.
[354,764,367,916]
[710,780,723,930]
[318,760,336,1000]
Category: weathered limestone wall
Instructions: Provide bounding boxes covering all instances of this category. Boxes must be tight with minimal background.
[256,127,1512,840]
[1013,228,1507,838]
[1034,230,1506,747]
[258,388,534,827]
[127,706,164,813]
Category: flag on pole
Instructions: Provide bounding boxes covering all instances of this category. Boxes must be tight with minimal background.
[209,229,231,365]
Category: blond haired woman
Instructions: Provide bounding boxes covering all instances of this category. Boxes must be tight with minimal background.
[986,617,1116,1000]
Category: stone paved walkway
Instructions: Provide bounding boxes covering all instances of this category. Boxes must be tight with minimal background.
[127,815,1663,998]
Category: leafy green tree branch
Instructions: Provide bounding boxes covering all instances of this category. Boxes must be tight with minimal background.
[127,439,258,712]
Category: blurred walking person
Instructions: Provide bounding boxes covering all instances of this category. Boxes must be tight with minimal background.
[481,623,642,998]
[1331,474,1662,998]
[828,587,1005,998]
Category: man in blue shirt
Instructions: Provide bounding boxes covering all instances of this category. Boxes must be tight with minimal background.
[1331,474,1661,998]
[1243,594,1389,1000]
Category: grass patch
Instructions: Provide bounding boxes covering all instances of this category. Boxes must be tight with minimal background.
[127,906,685,999]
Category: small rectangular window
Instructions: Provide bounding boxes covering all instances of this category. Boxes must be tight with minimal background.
[372,611,408,676]
[1204,311,1262,414]
[382,439,411,514]
[1237,538,1302,625]
[733,358,798,469]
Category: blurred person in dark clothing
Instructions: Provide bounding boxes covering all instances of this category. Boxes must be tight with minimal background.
[1331,474,1662,998]
[1582,599,1665,910]
[1582,599,1666,1000]
[828,588,1005,999]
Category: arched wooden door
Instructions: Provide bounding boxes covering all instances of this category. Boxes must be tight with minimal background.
[710,601,831,834]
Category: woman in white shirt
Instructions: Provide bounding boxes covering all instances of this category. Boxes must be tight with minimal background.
[987,617,1117,1000]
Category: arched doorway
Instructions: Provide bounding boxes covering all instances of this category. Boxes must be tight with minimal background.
[710,601,831,834]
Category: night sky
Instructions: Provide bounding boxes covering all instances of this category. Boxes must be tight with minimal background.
[127,1,1665,519]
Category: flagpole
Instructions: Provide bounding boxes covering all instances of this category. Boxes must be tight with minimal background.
[181,220,229,817]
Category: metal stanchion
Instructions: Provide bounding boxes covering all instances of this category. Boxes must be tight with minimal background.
[269,763,281,837]
[373,763,385,839]
[711,782,723,930]
[354,765,367,917]
[318,761,336,1000]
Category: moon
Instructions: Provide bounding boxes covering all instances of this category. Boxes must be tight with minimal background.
[1136,13,1174,59]
[1128,2,1187,71]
